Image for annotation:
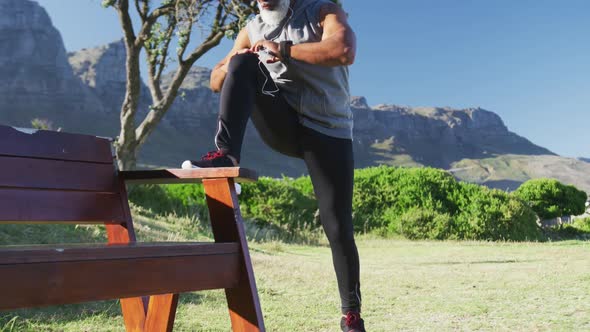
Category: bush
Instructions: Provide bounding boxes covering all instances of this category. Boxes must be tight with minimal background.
[127,183,208,219]
[513,179,588,219]
[455,186,540,241]
[353,167,540,240]
[353,166,463,232]
[127,166,544,242]
[239,177,318,233]
[398,208,455,240]
[573,217,590,232]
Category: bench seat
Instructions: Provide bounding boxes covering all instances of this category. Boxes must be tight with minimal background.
[0,242,241,311]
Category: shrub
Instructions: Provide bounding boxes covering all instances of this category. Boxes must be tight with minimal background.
[127,183,208,220]
[398,207,455,240]
[455,186,540,241]
[239,177,318,232]
[573,217,590,232]
[513,179,588,219]
[353,166,463,232]
[127,166,544,242]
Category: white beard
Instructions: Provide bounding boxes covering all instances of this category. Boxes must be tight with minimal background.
[258,0,291,26]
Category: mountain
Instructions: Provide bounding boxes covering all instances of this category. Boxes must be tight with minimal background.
[579,157,590,164]
[2,0,589,194]
[67,39,152,117]
[350,97,554,170]
[0,0,106,126]
[450,155,590,192]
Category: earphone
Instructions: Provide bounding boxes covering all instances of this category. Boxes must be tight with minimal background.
[259,61,280,97]
[257,6,294,98]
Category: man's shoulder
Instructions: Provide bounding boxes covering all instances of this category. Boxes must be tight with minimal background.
[245,14,264,30]
[309,0,338,9]
[305,0,340,20]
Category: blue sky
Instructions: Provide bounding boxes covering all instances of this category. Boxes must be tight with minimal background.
[36,0,590,158]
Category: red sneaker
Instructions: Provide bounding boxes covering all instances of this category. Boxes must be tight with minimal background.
[341,311,366,332]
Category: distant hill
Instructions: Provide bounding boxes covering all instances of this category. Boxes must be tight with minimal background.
[579,157,590,164]
[1,0,589,194]
[450,155,590,193]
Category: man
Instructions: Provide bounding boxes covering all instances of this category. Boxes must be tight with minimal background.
[183,0,364,330]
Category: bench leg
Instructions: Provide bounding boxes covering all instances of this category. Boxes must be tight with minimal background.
[106,224,149,331]
[120,297,148,332]
[203,178,265,332]
[144,293,179,332]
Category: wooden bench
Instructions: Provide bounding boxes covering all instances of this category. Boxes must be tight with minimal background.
[0,125,265,331]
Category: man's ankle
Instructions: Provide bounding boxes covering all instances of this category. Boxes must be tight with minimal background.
[226,154,239,166]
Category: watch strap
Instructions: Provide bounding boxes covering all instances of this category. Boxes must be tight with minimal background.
[280,40,293,60]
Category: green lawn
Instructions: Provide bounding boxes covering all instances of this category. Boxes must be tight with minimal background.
[1,210,589,331]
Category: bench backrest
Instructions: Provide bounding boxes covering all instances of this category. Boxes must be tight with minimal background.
[0,125,129,226]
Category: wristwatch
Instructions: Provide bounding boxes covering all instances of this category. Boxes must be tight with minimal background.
[280,40,293,61]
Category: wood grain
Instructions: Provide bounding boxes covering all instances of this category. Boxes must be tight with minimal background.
[120,296,147,332]
[106,217,145,330]
[204,178,265,332]
[0,242,240,265]
[0,156,118,192]
[0,125,112,163]
[144,294,179,332]
[121,167,258,184]
[0,249,240,310]
[0,189,126,223]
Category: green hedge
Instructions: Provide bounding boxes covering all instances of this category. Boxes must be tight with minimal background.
[128,166,544,241]
[454,184,540,241]
[352,166,463,233]
[513,178,587,219]
[238,176,318,233]
[352,166,540,240]
[127,183,208,219]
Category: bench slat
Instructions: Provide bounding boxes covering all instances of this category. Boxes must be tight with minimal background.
[0,125,113,164]
[0,243,241,311]
[121,168,258,184]
[0,189,125,223]
[0,156,118,192]
[0,242,239,264]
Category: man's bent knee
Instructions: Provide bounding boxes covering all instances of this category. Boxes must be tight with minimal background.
[227,53,259,77]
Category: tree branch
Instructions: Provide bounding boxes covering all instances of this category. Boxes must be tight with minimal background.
[134,3,175,48]
[146,15,177,104]
[134,0,143,20]
[185,27,226,65]
[156,17,176,82]
[175,0,204,61]
[116,0,137,49]
[136,28,226,144]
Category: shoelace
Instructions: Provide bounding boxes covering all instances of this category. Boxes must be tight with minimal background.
[345,312,361,327]
[201,150,225,161]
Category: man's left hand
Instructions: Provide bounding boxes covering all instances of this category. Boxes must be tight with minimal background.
[251,40,282,63]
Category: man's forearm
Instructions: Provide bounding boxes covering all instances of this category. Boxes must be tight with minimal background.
[290,30,355,66]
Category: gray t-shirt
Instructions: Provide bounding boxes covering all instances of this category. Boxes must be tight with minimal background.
[246,0,353,139]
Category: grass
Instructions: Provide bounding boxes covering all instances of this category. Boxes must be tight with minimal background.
[1,208,589,331]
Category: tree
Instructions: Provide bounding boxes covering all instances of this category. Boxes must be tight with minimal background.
[513,178,588,219]
[101,0,257,170]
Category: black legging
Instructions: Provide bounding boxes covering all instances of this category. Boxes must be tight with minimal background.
[215,53,361,314]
